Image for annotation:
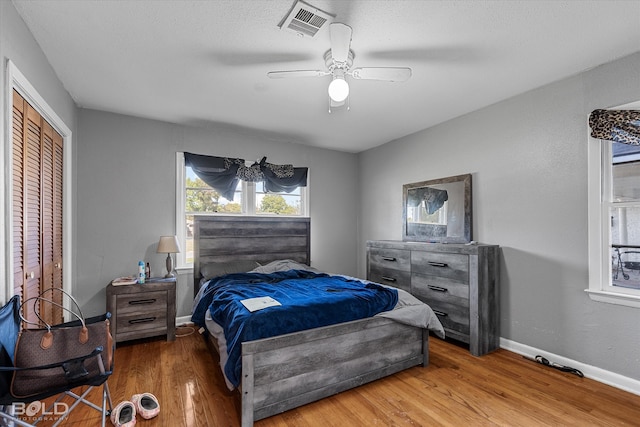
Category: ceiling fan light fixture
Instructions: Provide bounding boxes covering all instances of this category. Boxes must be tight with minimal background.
[328,74,349,102]
[268,22,411,109]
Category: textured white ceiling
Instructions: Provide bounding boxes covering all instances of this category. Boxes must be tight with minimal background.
[12,0,640,153]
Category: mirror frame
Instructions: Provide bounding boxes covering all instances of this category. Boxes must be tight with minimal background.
[402,173,472,243]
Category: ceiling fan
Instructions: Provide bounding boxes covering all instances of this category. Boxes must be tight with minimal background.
[267,23,412,111]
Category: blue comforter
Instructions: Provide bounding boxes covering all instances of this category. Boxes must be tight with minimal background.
[191,270,398,388]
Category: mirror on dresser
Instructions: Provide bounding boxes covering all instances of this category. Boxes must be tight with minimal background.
[402,173,472,243]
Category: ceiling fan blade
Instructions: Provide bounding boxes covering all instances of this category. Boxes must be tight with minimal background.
[350,67,412,82]
[329,23,352,63]
[267,70,329,79]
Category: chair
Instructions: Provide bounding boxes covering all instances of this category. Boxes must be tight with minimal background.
[0,293,114,427]
[614,248,640,280]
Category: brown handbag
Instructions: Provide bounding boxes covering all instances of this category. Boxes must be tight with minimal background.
[11,289,113,398]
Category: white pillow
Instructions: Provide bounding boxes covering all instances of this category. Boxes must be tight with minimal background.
[249,259,319,274]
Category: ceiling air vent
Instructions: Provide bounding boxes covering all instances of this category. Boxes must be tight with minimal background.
[279,0,335,38]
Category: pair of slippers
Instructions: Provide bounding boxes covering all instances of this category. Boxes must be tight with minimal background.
[111,393,160,427]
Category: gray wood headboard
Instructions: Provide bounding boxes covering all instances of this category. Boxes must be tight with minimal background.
[193,216,310,294]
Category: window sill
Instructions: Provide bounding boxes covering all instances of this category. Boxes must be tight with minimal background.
[175,265,193,275]
[585,289,640,308]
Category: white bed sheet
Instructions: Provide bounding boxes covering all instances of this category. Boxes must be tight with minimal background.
[204,311,235,390]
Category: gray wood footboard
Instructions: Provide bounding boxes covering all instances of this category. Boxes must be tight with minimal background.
[240,316,428,426]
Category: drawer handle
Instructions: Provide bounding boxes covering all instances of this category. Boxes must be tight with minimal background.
[433,310,448,317]
[128,299,157,305]
[382,256,397,262]
[381,276,397,282]
[428,261,448,268]
[428,285,448,293]
[128,317,157,325]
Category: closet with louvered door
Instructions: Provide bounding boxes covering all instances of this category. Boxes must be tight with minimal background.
[12,90,64,326]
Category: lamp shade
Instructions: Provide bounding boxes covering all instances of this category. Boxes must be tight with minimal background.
[157,235,181,254]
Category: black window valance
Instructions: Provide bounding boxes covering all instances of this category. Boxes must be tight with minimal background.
[184,152,308,200]
[406,187,449,215]
[589,109,640,145]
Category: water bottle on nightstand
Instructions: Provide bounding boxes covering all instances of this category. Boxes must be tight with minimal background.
[138,261,145,284]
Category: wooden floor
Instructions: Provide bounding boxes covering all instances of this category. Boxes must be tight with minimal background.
[34,326,640,426]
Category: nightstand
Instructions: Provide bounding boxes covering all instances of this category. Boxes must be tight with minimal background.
[106,277,176,343]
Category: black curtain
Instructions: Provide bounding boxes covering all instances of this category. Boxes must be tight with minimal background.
[260,157,309,193]
[589,109,640,145]
[184,152,308,200]
[184,152,242,200]
[406,187,449,215]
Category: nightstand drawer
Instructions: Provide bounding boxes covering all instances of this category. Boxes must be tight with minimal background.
[116,291,167,315]
[116,310,168,335]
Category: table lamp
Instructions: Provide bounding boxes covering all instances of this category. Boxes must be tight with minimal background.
[157,235,181,278]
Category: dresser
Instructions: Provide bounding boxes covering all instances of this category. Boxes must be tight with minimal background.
[106,278,176,343]
[367,240,500,356]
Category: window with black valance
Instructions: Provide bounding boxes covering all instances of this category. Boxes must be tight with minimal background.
[184,152,308,200]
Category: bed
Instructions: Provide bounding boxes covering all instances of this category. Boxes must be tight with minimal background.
[191,216,444,426]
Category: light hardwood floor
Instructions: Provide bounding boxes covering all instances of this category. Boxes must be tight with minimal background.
[41,326,640,426]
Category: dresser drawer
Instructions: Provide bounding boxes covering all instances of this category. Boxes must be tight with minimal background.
[368,248,412,291]
[116,291,167,315]
[368,248,411,272]
[427,299,470,342]
[411,274,469,306]
[411,251,469,282]
[411,273,470,341]
[368,268,411,292]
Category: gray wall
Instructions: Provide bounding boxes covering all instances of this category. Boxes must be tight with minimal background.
[76,109,359,318]
[0,1,78,300]
[0,2,77,128]
[357,52,640,381]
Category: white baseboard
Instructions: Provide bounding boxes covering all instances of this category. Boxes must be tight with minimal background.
[176,315,193,326]
[500,337,640,396]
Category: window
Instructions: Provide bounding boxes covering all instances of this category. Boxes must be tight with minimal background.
[407,200,448,225]
[176,153,308,267]
[587,103,640,308]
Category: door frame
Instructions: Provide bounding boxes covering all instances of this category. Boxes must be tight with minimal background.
[2,59,73,312]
